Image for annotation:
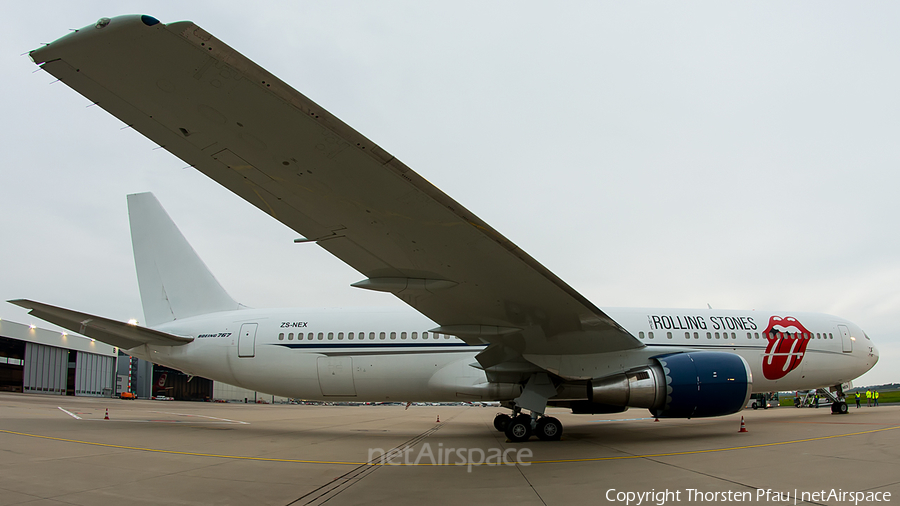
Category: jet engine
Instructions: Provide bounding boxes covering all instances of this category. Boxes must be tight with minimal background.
[586,352,752,418]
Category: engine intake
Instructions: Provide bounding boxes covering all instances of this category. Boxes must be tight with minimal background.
[587,352,752,418]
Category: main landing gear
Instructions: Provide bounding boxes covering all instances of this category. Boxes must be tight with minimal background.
[493,373,564,442]
[493,411,563,442]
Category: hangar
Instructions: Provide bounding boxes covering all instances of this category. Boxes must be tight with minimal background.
[0,318,118,396]
[0,318,286,402]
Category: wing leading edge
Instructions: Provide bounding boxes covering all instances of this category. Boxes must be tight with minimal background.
[29,15,641,356]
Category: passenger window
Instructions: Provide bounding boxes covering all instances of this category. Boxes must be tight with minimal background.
[648,332,654,339]
[715,332,720,339]
[379,332,386,340]
[731,333,736,339]
[278,333,284,341]
[327,332,334,340]
[338,332,344,340]
[317,332,323,340]
[401,332,407,340]
[693,332,699,339]
[348,332,354,340]
[746,333,751,339]
[639,332,645,339]
[685,332,690,339]
[666,332,672,339]
[754,333,759,339]
[308,333,313,340]
[707,332,712,339]
[390,332,397,340]
[369,332,375,340]
[445,334,451,339]
[422,332,429,339]
[412,332,417,340]
[288,333,293,340]
[829,333,833,339]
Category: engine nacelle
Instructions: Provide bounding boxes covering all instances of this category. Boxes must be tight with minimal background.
[587,352,752,418]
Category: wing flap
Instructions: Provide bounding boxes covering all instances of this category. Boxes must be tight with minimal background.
[8,299,193,350]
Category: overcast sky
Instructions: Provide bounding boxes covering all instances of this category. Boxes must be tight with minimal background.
[2,2,898,386]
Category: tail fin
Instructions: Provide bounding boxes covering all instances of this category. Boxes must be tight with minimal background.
[128,192,241,326]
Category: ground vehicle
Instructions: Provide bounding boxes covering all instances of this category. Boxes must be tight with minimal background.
[748,392,777,410]
[793,391,833,408]
[119,392,136,400]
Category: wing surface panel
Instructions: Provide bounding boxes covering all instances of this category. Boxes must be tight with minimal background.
[30,16,640,355]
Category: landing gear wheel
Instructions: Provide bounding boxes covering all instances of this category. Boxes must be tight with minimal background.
[504,414,533,443]
[493,413,511,432]
[832,401,849,414]
[535,417,563,441]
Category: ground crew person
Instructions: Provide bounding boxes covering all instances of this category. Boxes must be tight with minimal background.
[874,391,879,407]
[856,392,861,408]
[814,392,819,408]
[866,389,873,407]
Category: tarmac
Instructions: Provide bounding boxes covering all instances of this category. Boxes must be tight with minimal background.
[0,392,897,506]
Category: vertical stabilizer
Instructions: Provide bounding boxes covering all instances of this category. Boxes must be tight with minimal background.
[128,192,240,326]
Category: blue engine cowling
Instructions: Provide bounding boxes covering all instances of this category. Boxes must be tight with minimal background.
[650,352,752,418]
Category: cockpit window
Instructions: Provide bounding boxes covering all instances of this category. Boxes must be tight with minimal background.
[864,332,870,340]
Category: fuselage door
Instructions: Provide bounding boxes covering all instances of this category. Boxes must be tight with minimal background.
[317,357,357,396]
[238,323,258,358]
[838,324,852,353]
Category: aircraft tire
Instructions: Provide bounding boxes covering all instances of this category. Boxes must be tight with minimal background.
[535,417,563,441]
[493,413,511,432]
[504,414,532,443]
[833,401,849,414]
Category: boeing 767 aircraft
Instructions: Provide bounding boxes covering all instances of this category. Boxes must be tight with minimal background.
[13,15,878,442]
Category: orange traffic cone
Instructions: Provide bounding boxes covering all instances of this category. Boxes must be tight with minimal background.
[104,408,109,420]
[436,415,440,423]
[739,416,748,432]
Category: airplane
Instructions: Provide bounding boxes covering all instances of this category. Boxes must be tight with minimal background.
[12,15,878,442]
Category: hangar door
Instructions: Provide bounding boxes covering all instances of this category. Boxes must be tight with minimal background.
[74,351,115,397]
[23,342,67,395]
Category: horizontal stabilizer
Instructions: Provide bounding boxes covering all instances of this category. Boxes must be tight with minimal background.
[8,299,193,350]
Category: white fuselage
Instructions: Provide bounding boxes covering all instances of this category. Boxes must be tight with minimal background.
[130,307,878,403]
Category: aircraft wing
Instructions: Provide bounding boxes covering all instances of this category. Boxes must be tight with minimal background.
[29,15,640,356]
[8,299,193,350]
